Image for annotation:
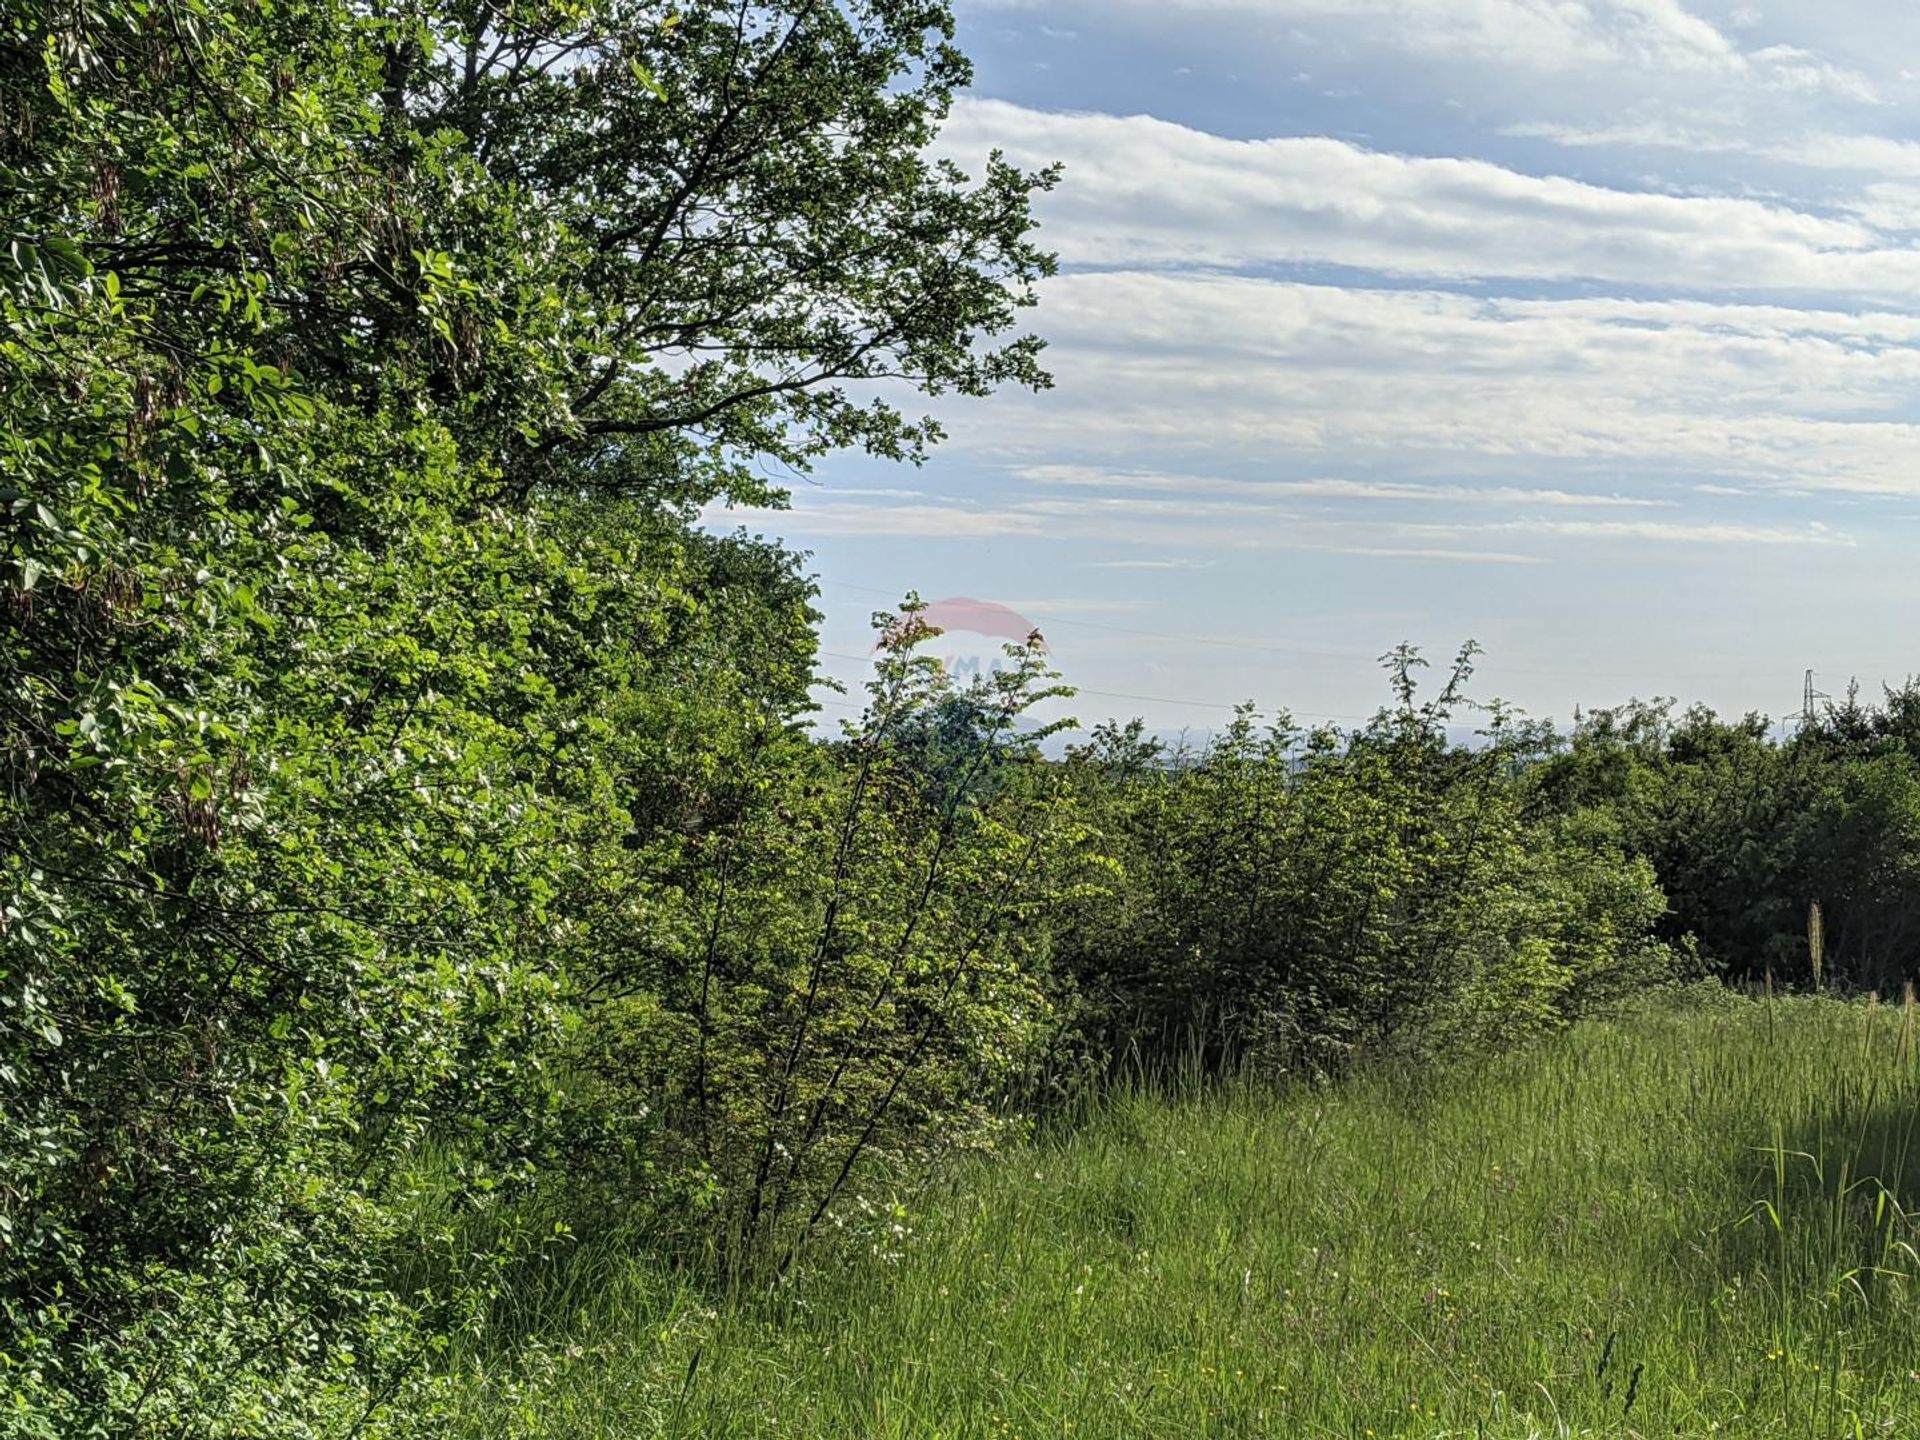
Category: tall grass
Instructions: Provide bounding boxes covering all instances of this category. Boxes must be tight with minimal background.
[438,994,1920,1437]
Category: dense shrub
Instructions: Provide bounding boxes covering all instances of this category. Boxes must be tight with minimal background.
[545,613,1085,1276]
[1054,648,1677,1077]
[1534,691,1920,991]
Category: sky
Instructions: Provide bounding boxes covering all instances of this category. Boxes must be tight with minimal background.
[714,0,1920,738]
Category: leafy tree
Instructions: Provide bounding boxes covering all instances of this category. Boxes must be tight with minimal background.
[0,0,1054,1431]
[1536,694,1920,991]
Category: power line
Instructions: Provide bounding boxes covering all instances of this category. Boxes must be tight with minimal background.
[816,649,1382,723]
[816,580,1362,661]
[812,579,1831,684]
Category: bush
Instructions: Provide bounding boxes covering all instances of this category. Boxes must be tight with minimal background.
[1053,647,1676,1078]
[545,609,1086,1277]
[1534,692,1920,990]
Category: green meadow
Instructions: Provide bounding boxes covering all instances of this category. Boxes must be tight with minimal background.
[445,995,1920,1439]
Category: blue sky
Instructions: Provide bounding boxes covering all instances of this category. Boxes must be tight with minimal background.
[718,0,1920,735]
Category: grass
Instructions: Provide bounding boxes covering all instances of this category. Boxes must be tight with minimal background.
[439,994,1920,1438]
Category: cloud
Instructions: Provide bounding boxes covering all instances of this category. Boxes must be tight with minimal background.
[968,0,1879,101]
[711,501,1045,538]
[1768,131,1920,176]
[1019,465,1674,507]
[947,271,1920,497]
[1751,45,1880,104]
[969,0,1742,76]
[943,100,1920,298]
[802,485,929,499]
[1501,119,1746,151]
[1009,492,1853,548]
[1409,518,1852,545]
[1076,557,1216,570]
[1502,127,1920,206]
[1330,545,1546,564]
[737,483,1855,562]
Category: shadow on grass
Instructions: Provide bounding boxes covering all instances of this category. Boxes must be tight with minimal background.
[1704,1092,1920,1316]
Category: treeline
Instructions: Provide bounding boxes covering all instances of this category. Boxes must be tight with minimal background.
[1536,687,1920,993]
[0,2,1904,1436]
[1053,669,1920,1079]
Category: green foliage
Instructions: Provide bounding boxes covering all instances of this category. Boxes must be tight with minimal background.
[1535,689,1920,990]
[551,606,1086,1276]
[1054,646,1676,1078]
[0,0,1053,1431]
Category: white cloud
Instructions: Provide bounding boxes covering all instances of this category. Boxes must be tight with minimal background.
[1076,557,1216,569]
[930,270,1920,496]
[970,0,1745,75]
[1505,127,1920,202]
[1766,131,1920,174]
[1490,124,1920,244]
[1409,518,1852,545]
[970,0,1880,101]
[1502,119,1746,151]
[1838,183,1920,230]
[1751,45,1880,103]
[742,482,1856,561]
[1019,464,1675,507]
[803,485,929,499]
[1006,492,1851,547]
[944,101,1920,298]
[1329,545,1547,563]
